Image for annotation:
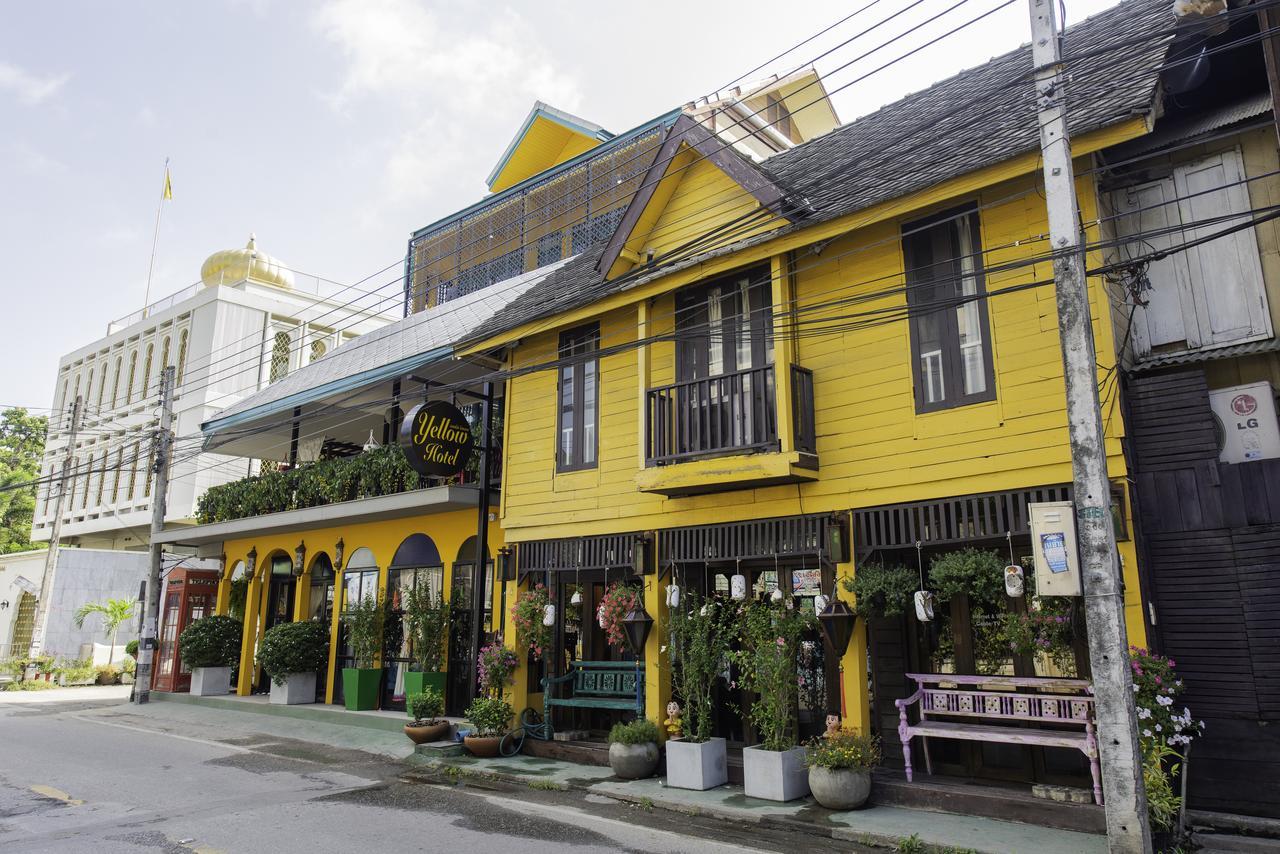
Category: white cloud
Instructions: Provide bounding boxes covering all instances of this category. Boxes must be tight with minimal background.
[311,0,581,205]
[6,140,67,176]
[0,61,69,105]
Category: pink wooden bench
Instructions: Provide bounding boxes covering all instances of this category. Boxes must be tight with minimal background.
[894,673,1102,805]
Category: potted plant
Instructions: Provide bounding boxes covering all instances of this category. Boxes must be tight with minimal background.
[476,642,519,698]
[178,615,243,696]
[737,599,812,801]
[402,584,448,703]
[665,591,736,790]
[463,695,512,757]
[842,564,917,618]
[342,593,384,711]
[257,620,328,705]
[607,718,661,779]
[806,729,880,809]
[404,688,450,744]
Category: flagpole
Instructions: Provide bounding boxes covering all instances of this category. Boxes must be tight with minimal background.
[142,157,170,316]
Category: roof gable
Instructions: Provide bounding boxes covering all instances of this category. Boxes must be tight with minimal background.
[487,102,614,192]
[597,114,801,279]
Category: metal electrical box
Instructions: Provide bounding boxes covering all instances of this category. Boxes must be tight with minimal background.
[1028,501,1083,597]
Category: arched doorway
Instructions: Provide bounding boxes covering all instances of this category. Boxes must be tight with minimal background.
[447,536,492,716]
[384,534,444,711]
[255,552,296,693]
[226,560,248,621]
[308,552,335,702]
[334,547,379,706]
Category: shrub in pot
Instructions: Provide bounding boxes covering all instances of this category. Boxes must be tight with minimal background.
[404,688,449,744]
[179,615,242,696]
[257,620,328,705]
[607,718,661,779]
[806,729,880,810]
[736,599,812,801]
[402,584,448,703]
[464,695,512,757]
[665,591,736,790]
[341,593,384,711]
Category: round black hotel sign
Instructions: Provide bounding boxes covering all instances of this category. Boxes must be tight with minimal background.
[398,401,475,477]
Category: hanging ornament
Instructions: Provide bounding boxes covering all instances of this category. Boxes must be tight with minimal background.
[665,583,680,608]
[913,540,934,622]
[770,587,784,603]
[570,589,583,605]
[814,593,829,614]
[1003,531,1025,597]
[597,601,607,628]
[731,560,747,601]
[542,603,556,627]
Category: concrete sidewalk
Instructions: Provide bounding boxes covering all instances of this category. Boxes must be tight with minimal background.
[406,752,1108,854]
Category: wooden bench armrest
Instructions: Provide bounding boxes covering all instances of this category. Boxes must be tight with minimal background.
[895,688,923,711]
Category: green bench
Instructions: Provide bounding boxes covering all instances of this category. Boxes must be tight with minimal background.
[542,660,644,735]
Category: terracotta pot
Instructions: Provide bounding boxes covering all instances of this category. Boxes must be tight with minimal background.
[464,735,501,757]
[404,721,451,745]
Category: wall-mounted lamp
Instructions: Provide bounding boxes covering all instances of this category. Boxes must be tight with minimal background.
[293,540,306,577]
[631,532,654,577]
[246,547,258,578]
[334,538,345,572]
[0,600,8,610]
[825,512,851,564]
[498,546,515,581]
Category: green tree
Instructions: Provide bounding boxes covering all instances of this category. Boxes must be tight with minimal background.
[73,598,136,665]
[0,407,49,554]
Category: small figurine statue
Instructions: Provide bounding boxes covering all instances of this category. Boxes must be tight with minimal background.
[825,714,841,739]
[664,701,683,739]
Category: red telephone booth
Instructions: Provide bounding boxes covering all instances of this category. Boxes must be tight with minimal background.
[152,567,221,693]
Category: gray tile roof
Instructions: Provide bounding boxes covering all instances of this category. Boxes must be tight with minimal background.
[462,0,1172,348]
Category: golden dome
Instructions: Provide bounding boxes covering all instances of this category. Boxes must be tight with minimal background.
[200,234,294,289]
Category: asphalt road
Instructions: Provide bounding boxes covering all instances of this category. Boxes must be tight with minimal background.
[0,692,859,854]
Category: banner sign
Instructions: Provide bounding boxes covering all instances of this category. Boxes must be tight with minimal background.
[399,401,475,477]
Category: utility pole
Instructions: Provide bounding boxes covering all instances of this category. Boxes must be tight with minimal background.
[28,395,83,659]
[1027,1,1151,850]
[134,365,174,704]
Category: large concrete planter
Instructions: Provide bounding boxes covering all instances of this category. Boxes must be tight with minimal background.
[269,672,316,705]
[743,745,810,802]
[665,737,727,791]
[808,766,872,810]
[341,667,381,711]
[189,666,232,696]
[608,742,659,779]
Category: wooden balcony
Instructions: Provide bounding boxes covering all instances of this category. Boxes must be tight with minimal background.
[638,364,818,496]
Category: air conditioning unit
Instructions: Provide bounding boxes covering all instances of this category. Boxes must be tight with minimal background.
[1209,381,1280,464]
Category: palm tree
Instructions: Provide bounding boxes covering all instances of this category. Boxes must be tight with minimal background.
[73,598,136,666]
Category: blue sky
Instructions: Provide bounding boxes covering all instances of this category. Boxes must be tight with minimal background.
[1,0,1122,410]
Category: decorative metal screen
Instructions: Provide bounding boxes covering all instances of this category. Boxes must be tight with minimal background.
[406,125,666,314]
[517,532,639,576]
[660,514,834,564]
[853,485,1073,552]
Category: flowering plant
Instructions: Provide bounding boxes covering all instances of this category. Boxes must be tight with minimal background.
[512,584,552,660]
[999,602,1075,674]
[597,582,643,650]
[477,642,519,698]
[806,729,880,770]
[1130,646,1202,751]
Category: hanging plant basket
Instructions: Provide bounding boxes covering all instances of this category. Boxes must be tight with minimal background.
[597,582,643,650]
[512,583,553,660]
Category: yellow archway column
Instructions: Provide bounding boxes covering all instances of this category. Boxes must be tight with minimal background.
[643,569,671,739]
[504,574,530,718]
[215,554,232,616]
[838,554,872,735]
[325,565,344,705]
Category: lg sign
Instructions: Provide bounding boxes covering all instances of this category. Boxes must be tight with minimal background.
[1231,394,1258,417]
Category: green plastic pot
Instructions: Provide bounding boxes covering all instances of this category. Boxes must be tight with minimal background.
[341,667,382,711]
[403,671,447,716]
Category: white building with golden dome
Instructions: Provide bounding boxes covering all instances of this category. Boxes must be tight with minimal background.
[32,236,391,551]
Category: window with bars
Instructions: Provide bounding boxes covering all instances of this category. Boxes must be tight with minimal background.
[111,357,122,408]
[310,338,327,363]
[903,205,995,413]
[127,441,139,499]
[142,344,154,400]
[269,331,291,383]
[176,330,189,386]
[111,448,122,503]
[161,336,171,373]
[557,323,599,472]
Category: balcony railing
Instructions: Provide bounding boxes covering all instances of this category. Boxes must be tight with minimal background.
[646,365,781,466]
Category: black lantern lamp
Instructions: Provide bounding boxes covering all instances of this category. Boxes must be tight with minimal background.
[334,538,345,572]
[293,540,307,577]
[621,605,655,657]
[825,512,851,564]
[818,596,858,658]
[631,532,654,577]
[498,546,516,581]
[246,546,258,578]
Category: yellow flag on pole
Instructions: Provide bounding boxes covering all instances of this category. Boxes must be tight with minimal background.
[162,166,173,200]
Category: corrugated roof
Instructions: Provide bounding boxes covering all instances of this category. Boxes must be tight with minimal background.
[462,0,1173,348]
[1129,338,1280,373]
[203,257,574,434]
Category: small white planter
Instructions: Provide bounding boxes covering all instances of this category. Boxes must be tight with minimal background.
[189,666,232,696]
[269,672,316,705]
[743,744,810,802]
[665,737,728,791]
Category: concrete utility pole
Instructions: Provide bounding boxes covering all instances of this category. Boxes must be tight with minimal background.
[134,365,175,704]
[28,395,83,659]
[1027,1,1151,850]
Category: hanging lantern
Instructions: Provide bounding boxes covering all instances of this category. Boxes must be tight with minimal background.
[817,597,858,658]
[292,540,306,577]
[621,606,655,657]
[498,547,516,581]
[769,587,784,603]
[665,584,680,608]
[542,603,556,627]
[730,573,747,601]
[814,593,829,614]
[914,590,936,622]
[570,589,583,605]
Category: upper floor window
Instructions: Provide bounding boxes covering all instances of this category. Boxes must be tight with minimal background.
[176,330,189,386]
[903,205,995,413]
[674,266,772,382]
[126,351,138,404]
[1109,148,1269,357]
[269,331,291,383]
[142,344,155,399]
[557,323,599,472]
